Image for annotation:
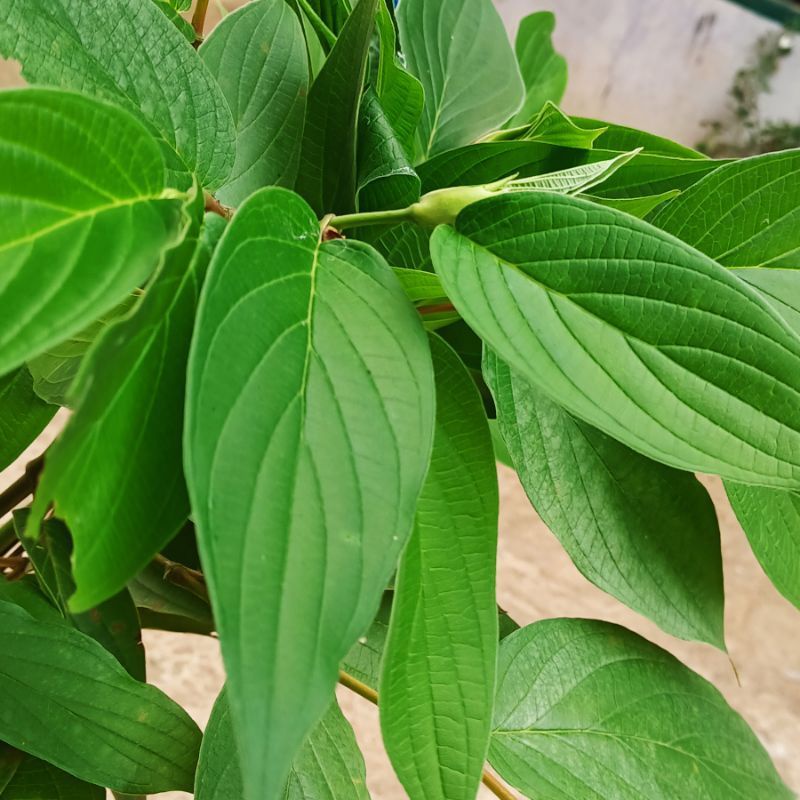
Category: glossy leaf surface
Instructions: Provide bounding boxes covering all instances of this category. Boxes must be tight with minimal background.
[381,335,498,800]
[201,0,309,205]
[0,89,184,376]
[489,619,791,800]
[431,192,800,487]
[485,351,724,647]
[185,187,435,798]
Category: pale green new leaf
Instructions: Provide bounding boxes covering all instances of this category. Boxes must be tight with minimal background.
[0,369,55,473]
[506,102,606,149]
[398,0,523,159]
[185,187,435,798]
[201,0,309,205]
[489,619,791,799]
[485,351,724,647]
[583,189,681,219]
[195,690,369,800]
[295,0,378,214]
[653,149,800,268]
[381,334,498,800]
[1,755,103,800]
[0,89,184,377]
[27,213,224,613]
[430,192,800,488]
[0,0,235,189]
[0,601,201,794]
[375,0,424,159]
[27,295,138,407]
[509,12,568,126]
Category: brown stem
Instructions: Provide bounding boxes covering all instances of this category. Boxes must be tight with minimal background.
[191,0,211,46]
[153,554,209,603]
[0,455,45,518]
[204,191,233,219]
[337,669,518,800]
[418,302,456,316]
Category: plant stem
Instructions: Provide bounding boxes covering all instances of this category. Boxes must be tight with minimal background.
[337,669,518,800]
[0,455,45,519]
[204,191,233,219]
[328,206,414,231]
[191,0,211,44]
[153,554,209,602]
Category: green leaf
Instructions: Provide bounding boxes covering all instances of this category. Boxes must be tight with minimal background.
[380,334,498,800]
[590,150,726,199]
[27,213,223,612]
[509,12,568,126]
[200,0,309,206]
[1,755,103,800]
[576,119,707,159]
[375,0,424,160]
[430,191,800,488]
[0,578,62,625]
[129,561,214,635]
[489,619,791,800]
[295,0,378,214]
[196,690,369,800]
[506,150,639,195]
[27,295,139,408]
[505,102,606,149]
[0,369,55,473]
[398,0,523,159]
[735,268,800,333]
[0,0,235,189]
[0,600,201,793]
[653,149,800,268]
[583,189,681,219]
[0,745,22,793]
[304,0,351,34]
[484,351,724,647]
[14,514,146,680]
[341,592,393,690]
[726,483,800,610]
[0,88,184,377]
[150,0,196,41]
[185,187,435,798]
[356,89,421,212]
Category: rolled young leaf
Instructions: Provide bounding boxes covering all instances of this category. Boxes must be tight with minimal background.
[0,601,201,794]
[485,350,724,647]
[295,0,379,215]
[0,369,55,473]
[380,334,499,800]
[0,0,235,189]
[195,689,369,800]
[185,187,435,799]
[26,211,224,613]
[200,0,309,205]
[0,88,184,377]
[398,0,524,159]
[431,192,800,488]
[489,619,791,799]
[508,11,568,126]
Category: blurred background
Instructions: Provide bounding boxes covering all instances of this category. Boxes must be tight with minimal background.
[2,0,800,797]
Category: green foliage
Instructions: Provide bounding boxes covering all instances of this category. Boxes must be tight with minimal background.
[1,2,798,799]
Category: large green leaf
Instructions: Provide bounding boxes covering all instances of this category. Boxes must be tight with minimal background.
[509,12,567,126]
[185,187,435,798]
[195,690,369,800]
[375,0,424,159]
[356,89,420,212]
[27,295,138,407]
[489,619,791,799]
[1,755,103,800]
[735,268,800,333]
[430,192,800,488]
[27,214,223,612]
[200,0,309,206]
[380,334,498,800]
[398,0,523,159]
[485,351,724,646]
[0,88,184,377]
[654,149,800,268]
[584,189,681,219]
[0,369,55,473]
[0,600,201,793]
[576,119,707,159]
[0,0,235,188]
[295,0,378,214]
